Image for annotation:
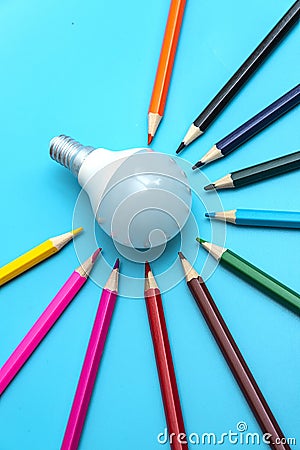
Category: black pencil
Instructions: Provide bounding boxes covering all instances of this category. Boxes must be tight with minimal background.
[204,150,300,190]
[176,0,300,154]
[193,84,300,169]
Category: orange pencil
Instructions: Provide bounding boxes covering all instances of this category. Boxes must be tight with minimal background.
[148,0,187,144]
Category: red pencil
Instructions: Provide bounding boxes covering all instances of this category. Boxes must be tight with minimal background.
[144,262,188,450]
[148,0,187,144]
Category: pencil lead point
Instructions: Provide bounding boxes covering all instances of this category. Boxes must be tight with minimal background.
[204,183,215,191]
[71,227,83,236]
[148,133,153,145]
[178,251,199,280]
[145,261,151,277]
[176,142,185,154]
[196,237,206,245]
[205,212,215,218]
[76,248,102,277]
[92,248,102,263]
[113,258,120,270]
[192,161,204,170]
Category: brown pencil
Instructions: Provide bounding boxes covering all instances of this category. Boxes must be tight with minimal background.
[148,0,187,144]
[145,261,188,450]
[178,252,291,450]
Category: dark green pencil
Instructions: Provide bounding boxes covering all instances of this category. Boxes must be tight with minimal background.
[204,150,300,190]
[197,238,300,316]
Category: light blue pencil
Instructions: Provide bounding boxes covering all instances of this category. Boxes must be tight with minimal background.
[205,209,300,229]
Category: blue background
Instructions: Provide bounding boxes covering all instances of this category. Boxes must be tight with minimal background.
[0,0,299,449]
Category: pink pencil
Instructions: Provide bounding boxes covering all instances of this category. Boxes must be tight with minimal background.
[61,259,120,450]
[0,249,101,396]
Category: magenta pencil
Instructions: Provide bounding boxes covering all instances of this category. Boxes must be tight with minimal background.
[0,249,101,396]
[61,259,120,450]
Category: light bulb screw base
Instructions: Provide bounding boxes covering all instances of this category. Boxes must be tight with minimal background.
[50,135,95,176]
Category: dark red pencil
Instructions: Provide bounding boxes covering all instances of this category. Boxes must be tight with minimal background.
[144,262,188,450]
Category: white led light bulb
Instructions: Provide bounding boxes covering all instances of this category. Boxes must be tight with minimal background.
[50,135,192,249]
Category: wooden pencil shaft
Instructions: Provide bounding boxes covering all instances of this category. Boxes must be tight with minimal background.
[104,268,119,291]
[148,112,162,140]
[149,0,186,116]
[221,249,300,315]
[178,254,199,282]
[145,287,188,450]
[187,277,290,449]
[209,209,300,228]
[0,250,99,396]
[216,84,300,155]
[145,269,158,291]
[193,1,300,133]
[231,150,300,188]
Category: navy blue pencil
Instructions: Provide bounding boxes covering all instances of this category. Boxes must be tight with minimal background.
[205,209,300,229]
[193,84,300,169]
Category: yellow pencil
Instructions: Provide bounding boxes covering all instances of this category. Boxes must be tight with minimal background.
[0,227,83,286]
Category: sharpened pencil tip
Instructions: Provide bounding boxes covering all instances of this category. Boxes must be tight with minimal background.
[92,248,102,263]
[113,258,120,270]
[71,227,83,236]
[192,161,204,170]
[148,133,153,145]
[145,261,151,277]
[204,184,215,191]
[196,237,206,245]
[205,212,215,218]
[178,251,185,260]
[176,142,185,154]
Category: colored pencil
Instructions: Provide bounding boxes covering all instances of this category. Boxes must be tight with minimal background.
[204,150,300,190]
[0,249,101,396]
[61,259,119,450]
[176,0,300,153]
[193,84,300,168]
[178,252,291,450]
[205,209,300,229]
[148,0,187,144]
[197,238,300,316]
[0,228,83,287]
[144,262,188,450]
